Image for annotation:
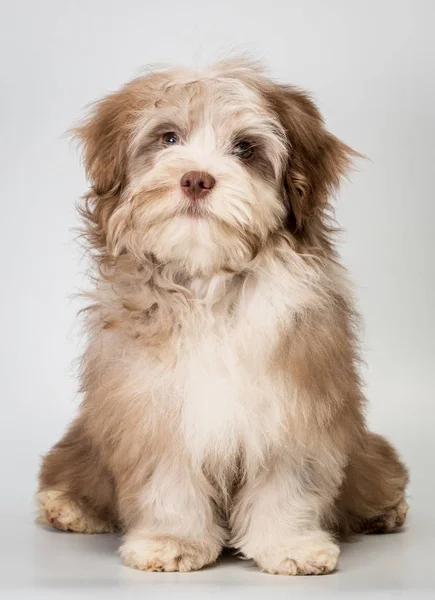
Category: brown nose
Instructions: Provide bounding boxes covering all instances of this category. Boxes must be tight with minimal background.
[180,171,216,200]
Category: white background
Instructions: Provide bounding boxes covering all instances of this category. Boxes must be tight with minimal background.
[1,1,434,598]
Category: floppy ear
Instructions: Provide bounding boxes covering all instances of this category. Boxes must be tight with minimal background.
[72,81,145,250]
[265,84,356,235]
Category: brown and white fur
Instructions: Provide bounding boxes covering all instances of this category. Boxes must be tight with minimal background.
[37,59,408,575]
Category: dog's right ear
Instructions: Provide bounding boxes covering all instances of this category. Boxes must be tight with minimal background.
[72,79,147,250]
[74,84,141,195]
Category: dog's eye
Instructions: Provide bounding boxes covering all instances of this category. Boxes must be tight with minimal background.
[162,132,179,145]
[233,140,254,159]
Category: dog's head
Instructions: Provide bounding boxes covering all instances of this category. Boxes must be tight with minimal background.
[75,59,354,274]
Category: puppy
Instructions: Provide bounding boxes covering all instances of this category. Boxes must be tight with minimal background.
[38,59,408,575]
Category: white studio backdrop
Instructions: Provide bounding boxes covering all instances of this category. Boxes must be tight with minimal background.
[0,0,434,596]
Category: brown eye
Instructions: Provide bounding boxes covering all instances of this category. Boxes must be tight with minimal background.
[233,140,254,159]
[163,132,179,145]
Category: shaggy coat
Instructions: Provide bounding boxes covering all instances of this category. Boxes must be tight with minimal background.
[38,59,408,575]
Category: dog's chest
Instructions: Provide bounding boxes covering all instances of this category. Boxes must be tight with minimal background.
[168,276,294,466]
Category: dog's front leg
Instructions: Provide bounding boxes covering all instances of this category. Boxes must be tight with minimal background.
[230,449,345,575]
[119,456,225,572]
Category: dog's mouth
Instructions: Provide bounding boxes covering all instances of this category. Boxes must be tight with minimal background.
[182,202,210,219]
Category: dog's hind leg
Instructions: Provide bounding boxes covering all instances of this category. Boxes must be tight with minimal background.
[37,417,119,533]
[337,432,409,535]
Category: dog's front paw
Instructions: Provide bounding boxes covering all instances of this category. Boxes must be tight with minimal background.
[120,534,220,572]
[251,532,340,575]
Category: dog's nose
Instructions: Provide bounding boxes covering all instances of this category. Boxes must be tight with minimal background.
[180,171,216,200]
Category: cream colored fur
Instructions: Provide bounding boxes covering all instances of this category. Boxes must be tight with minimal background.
[38,59,408,575]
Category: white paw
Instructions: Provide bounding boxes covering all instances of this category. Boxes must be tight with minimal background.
[252,532,340,576]
[36,489,115,534]
[120,534,220,572]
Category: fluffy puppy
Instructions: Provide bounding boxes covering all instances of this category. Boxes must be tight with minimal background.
[38,59,408,575]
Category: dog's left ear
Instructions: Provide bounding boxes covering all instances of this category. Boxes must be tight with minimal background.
[265,84,357,232]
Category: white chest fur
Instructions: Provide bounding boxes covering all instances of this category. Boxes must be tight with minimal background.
[96,258,324,473]
[150,264,319,471]
[176,311,283,470]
